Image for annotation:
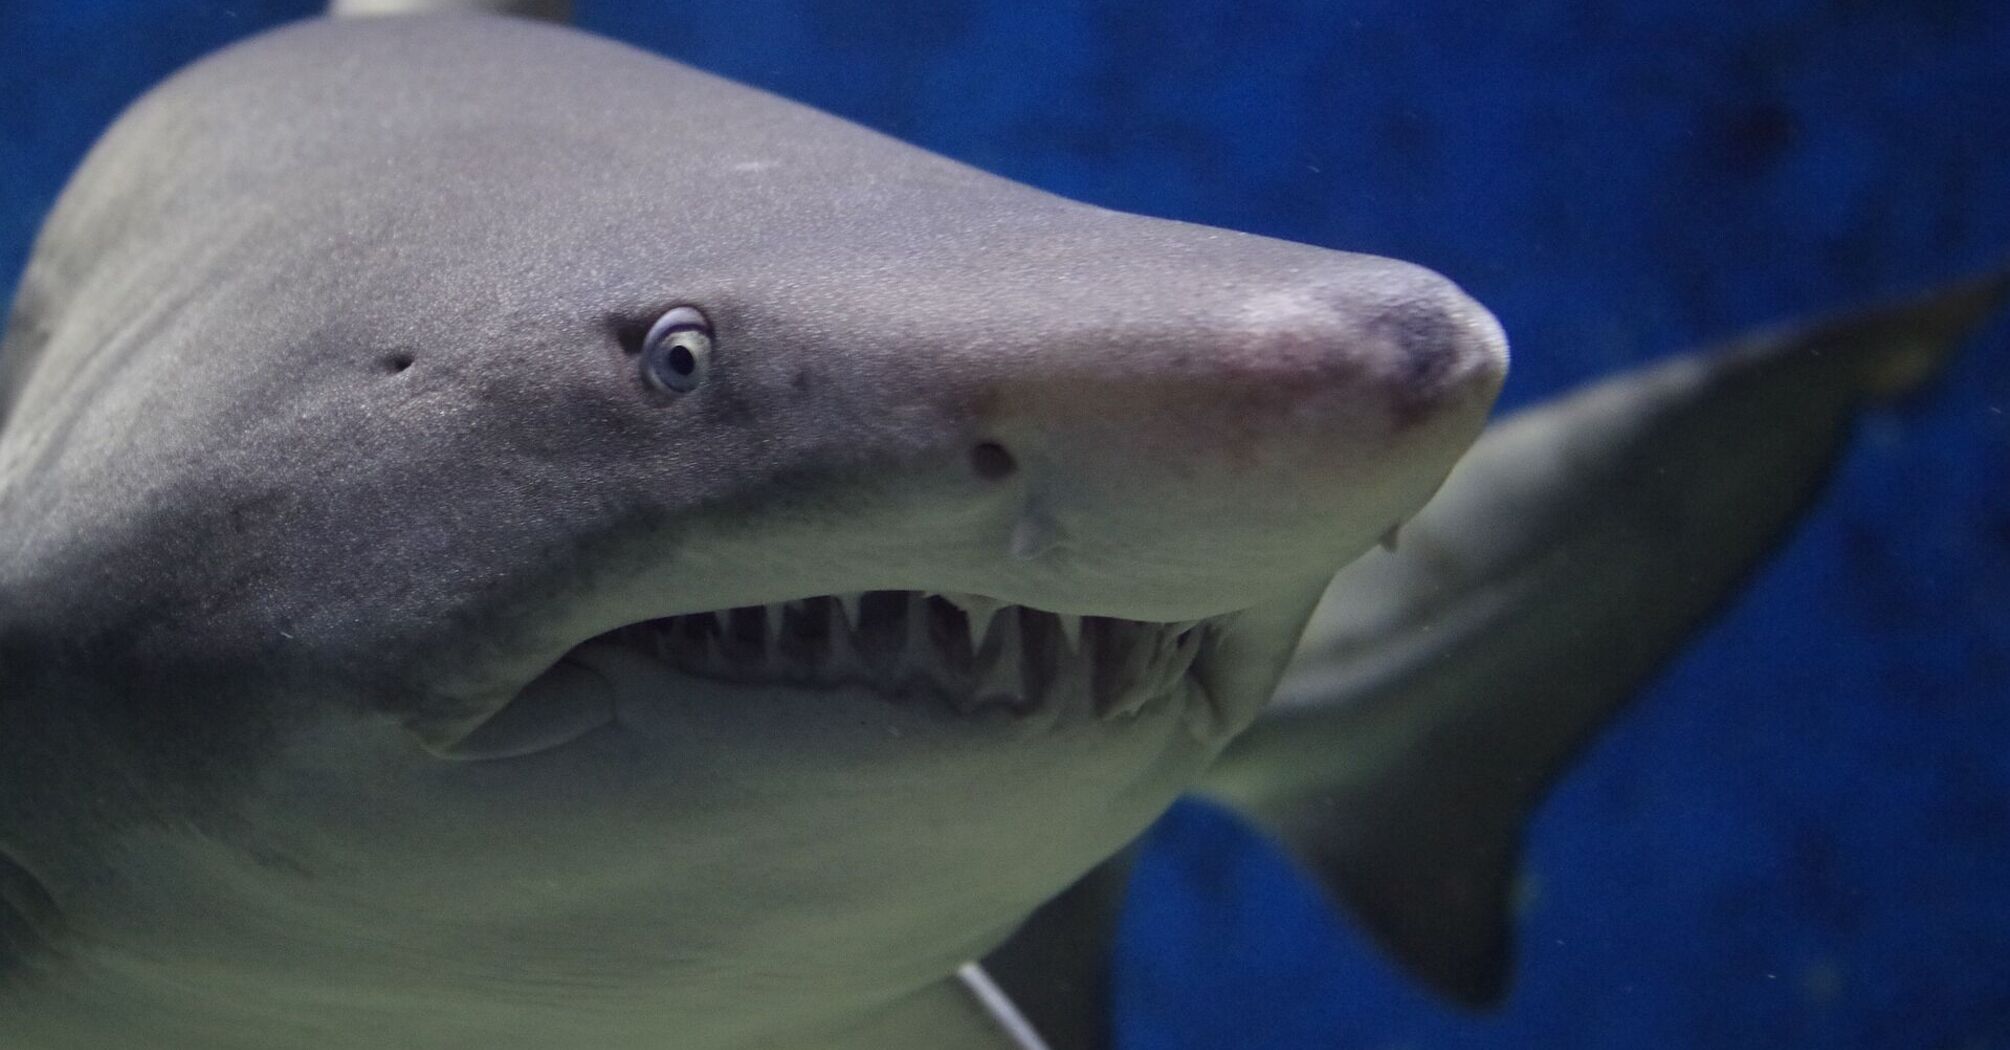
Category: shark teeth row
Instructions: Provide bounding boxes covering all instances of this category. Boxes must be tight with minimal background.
[619,591,1208,718]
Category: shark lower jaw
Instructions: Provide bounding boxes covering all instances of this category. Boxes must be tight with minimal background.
[589,590,1227,722]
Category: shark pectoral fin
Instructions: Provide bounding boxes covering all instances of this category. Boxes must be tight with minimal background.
[1198,269,2010,1007]
[982,847,1137,1050]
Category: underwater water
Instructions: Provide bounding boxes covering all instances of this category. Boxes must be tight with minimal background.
[1,1,2005,1048]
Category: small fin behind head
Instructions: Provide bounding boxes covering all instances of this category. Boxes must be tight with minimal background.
[328,0,571,20]
[1199,269,2010,1008]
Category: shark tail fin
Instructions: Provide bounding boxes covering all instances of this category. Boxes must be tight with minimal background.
[328,0,571,20]
[1198,269,2010,1008]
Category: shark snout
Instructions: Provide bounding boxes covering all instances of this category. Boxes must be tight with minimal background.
[970,257,1507,619]
[1345,270,1511,431]
[1213,261,1508,443]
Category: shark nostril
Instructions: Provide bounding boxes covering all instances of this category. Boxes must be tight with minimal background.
[969,441,1016,481]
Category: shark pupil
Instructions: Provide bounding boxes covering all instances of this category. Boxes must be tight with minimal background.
[641,305,713,393]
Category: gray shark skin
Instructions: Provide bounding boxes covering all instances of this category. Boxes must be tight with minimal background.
[0,11,1505,1050]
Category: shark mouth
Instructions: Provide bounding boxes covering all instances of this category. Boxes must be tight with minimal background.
[601,591,1219,719]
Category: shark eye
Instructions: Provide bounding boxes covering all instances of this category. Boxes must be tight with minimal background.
[642,306,713,393]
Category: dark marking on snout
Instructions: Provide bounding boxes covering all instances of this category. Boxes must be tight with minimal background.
[1370,299,1469,430]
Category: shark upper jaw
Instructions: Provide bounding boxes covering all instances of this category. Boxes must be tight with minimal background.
[602,589,1224,720]
[429,587,1251,762]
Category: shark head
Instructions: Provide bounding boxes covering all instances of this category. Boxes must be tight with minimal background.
[0,15,1504,1044]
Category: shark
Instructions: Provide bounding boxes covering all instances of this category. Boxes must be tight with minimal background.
[0,2,2002,1048]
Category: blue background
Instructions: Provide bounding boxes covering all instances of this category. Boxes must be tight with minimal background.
[3,1,2006,1046]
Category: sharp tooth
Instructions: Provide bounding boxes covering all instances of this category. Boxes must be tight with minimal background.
[958,596,1001,654]
[824,613,869,681]
[725,607,763,664]
[901,592,934,675]
[974,609,1024,709]
[1103,626,1159,719]
[1146,629,1189,699]
[696,632,727,677]
[764,603,791,672]
[1054,613,1083,653]
[1172,626,1205,674]
[837,592,863,627]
